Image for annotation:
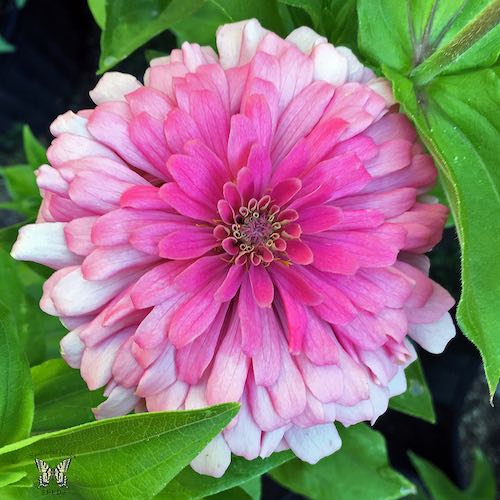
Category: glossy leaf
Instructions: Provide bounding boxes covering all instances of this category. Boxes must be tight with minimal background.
[0,404,239,499]
[171,1,230,47]
[206,476,261,500]
[0,303,34,446]
[98,0,205,73]
[209,0,285,34]
[270,425,415,499]
[390,359,436,423]
[31,359,105,433]
[88,0,107,29]
[159,451,292,499]
[410,449,496,499]
[358,0,500,395]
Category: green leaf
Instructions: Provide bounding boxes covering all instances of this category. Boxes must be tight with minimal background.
[321,0,358,48]
[31,359,105,433]
[270,425,415,500]
[0,404,239,499]
[410,449,496,500]
[0,36,14,53]
[99,0,206,73]
[0,303,34,446]
[358,0,500,395]
[171,1,230,48]
[209,0,285,35]
[172,0,285,48]
[0,165,40,217]
[389,359,436,423]
[22,125,47,170]
[88,0,107,29]
[0,471,27,488]
[207,476,262,500]
[159,451,292,499]
[0,249,65,366]
[278,0,321,27]
[239,475,261,500]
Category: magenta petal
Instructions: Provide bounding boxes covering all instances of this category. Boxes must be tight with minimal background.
[176,304,227,384]
[299,206,343,234]
[215,263,245,302]
[285,239,313,265]
[248,265,274,307]
[159,183,214,222]
[269,264,322,306]
[238,275,263,355]
[271,178,302,207]
[174,255,227,292]
[159,229,217,259]
[169,280,224,348]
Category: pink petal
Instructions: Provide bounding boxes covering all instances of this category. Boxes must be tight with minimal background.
[159,229,217,259]
[206,312,249,405]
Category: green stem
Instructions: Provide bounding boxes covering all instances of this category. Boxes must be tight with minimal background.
[411,0,500,85]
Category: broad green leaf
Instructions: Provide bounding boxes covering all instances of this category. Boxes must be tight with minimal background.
[99,0,205,73]
[209,0,285,35]
[22,125,47,170]
[239,475,261,500]
[358,0,500,395]
[278,0,321,27]
[277,0,358,48]
[207,476,261,500]
[172,0,286,48]
[389,359,435,423]
[358,0,499,74]
[171,1,230,48]
[0,404,239,499]
[321,0,358,48]
[31,359,105,433]
[0,303,34,446]
[159,451,292,499]
[0,36,14,53]
[88,0,107,29]
[270,425,415,499]
[410,449,496,499]
[0,471,26,488]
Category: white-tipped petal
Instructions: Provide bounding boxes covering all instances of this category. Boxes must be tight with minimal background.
[11,222,82,269]
[408,313,455,354]
[190,434,231,478]
[89,72,141,105]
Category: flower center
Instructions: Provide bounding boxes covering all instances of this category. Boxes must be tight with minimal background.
[214,194,300,266]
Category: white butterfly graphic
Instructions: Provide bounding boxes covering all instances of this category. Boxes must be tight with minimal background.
[35,458,72,488]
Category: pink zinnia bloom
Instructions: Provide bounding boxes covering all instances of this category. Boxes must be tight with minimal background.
[12,20,455,477]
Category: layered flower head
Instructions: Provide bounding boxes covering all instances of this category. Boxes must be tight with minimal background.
[12,19,455,477]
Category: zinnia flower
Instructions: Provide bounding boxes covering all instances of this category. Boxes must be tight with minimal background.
[11,19,455,477]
